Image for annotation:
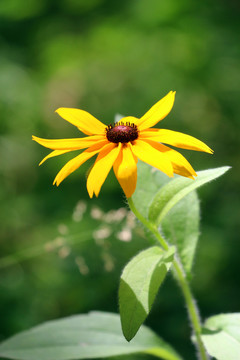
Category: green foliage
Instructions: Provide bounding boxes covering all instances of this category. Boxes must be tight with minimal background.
[132,162,169,219]
[0,159,232,359]
[161,191,199,275]
[119,246,174,341]
[133,163,230,275]
[148,167,231,226]
[147,166,230,274]
[201,313,240,360]
[0,312,183,360]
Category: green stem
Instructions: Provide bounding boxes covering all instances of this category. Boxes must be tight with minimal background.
[128,197,209,360]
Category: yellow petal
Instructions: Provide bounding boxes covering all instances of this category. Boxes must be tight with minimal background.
[131,140,173,177]
[135,91,176,130]
[87,143,122,198]
[140,129,213,153]
[53,140,108,186]
[113,144,138,198]
[32,135,105,150]
[55,108,106,135]
[39,150,72,166]
[144,139,197,179]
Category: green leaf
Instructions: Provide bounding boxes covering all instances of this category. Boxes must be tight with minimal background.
[161,191,200,275]
[148,166,230,226]
[0,311,183,360]
[132,162,169,219]
[201,313,240,360]
[119,246,175,342]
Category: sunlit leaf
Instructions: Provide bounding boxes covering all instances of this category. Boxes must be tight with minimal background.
[201,313,240,360]
[132,162,169,219]
[161,191,200,275]
[148,166,230,226]
[119,246,175,341]
[0,312,182,360]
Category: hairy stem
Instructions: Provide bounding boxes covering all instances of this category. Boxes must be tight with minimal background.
[128,196,209,360]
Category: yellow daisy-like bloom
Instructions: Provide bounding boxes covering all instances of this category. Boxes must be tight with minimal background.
[33,91,213,198]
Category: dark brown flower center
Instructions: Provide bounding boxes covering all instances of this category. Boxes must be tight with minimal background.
[106,121,138,143]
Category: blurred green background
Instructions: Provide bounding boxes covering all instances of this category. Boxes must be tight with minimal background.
[0,0,239,359]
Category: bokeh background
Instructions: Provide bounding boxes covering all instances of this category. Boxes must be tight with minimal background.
[0,0,239,359]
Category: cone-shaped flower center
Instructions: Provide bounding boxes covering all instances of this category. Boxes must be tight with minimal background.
[106,122,138,143]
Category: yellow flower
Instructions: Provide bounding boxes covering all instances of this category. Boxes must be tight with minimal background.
[32,91,213,198]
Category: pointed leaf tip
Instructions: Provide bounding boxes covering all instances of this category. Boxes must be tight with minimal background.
[149,166,231,226]
[119,246,174,341]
